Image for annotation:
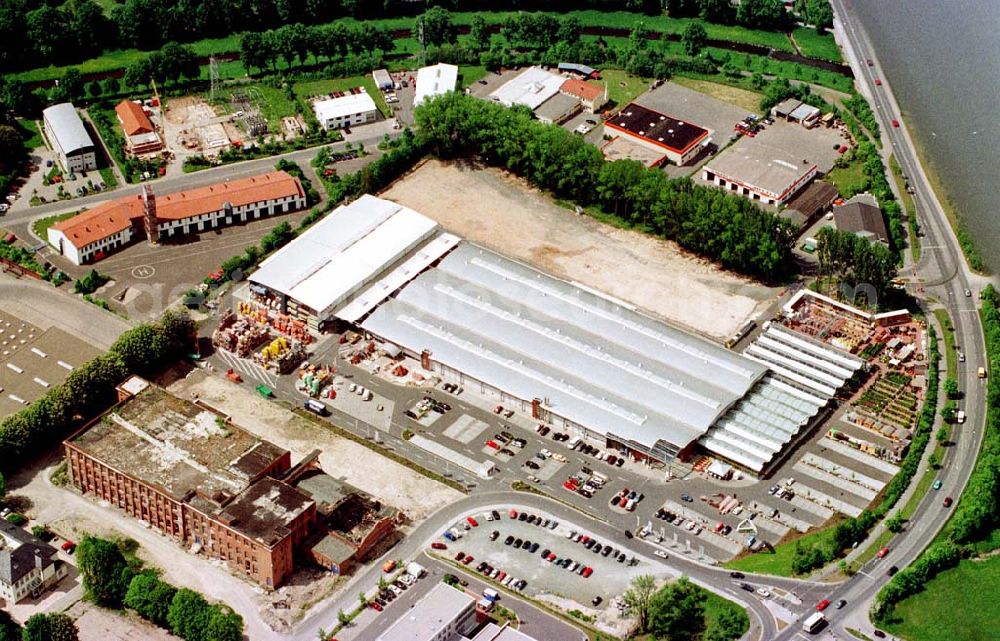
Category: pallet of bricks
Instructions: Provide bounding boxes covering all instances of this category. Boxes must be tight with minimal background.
[213,309,270,357]
[254,336,306,374]
[270,313,312,344]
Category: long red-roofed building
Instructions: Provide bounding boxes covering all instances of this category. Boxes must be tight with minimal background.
[48,171,306,265]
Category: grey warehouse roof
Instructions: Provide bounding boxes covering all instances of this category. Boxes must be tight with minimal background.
[42,103,94,155]
[362,243,767,453]
[377,582,474,641]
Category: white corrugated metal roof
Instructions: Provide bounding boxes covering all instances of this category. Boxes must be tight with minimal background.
[313,90,378,122]
[250,195,438,316]
[414,63,458,106]
[489,67,565,110]
[361,243,767,452]
[42,103,94,155]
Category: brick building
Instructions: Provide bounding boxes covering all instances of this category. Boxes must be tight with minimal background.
[63,376,317,589]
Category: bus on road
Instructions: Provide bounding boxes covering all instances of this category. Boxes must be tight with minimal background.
[802,612,826,633]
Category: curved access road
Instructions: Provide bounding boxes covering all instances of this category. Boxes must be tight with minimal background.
[285,489,811,641]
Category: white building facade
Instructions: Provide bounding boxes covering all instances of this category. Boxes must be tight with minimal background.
[42,103,97,173]
[313,90,379,130]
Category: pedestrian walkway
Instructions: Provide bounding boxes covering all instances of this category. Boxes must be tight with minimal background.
[216,349,278,387]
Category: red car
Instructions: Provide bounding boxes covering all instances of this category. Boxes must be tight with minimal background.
[370,601,383,612]
[878,547,890,558]
[493,405,504,414]
[455,551,465,562]
[485,440,499,449]
[582,567,594,578]
[875,79,882,86]
[891,119,900,128]
[61,540,76,553]
[816,599,831,611]
[509,509,518,519]
[431,542,447,550]
[943,496,953,508]
[466,516,479,527]
[462,555,474,565]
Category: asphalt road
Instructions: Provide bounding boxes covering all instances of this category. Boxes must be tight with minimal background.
[761,3,994,639]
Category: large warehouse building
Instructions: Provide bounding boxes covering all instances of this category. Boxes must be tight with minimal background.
[702,137,818,206]
[42,103,97,173]
[244,196,851,475]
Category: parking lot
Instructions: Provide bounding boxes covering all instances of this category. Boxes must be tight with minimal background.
[433,507,667,609]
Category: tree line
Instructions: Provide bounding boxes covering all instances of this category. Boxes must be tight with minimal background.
[77,535,243,641]
[0,310,194,476]
[414,92,797,281]
[0,0,658,73]
[239,21,394,74]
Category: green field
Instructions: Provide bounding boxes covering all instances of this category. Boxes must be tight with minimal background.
[791,27,843,62]
[826,156,868,197]
[885,556,1000,641]
[724,522,840,576]
[600,69,653,110]
[292,76,391,118]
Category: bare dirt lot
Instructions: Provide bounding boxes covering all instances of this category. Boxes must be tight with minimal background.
[68,601,178,641]
[167,368,462,521]
[381,160,780,339]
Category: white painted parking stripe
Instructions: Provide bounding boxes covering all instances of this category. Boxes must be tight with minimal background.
[821,437,901,475]
[800,452,886,492]
[792,461,878,501]
[788,482,864,518]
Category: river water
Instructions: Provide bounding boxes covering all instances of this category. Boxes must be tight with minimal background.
[850,0,1000,270]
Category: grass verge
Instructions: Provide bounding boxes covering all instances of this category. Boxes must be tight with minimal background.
[19,119,43,149]
[292,407,467,494]
[32,211,79,241]
[98,167,119,189]
[884,555,1000,641]
[703,589,750,640]
[889,154,920,263]
[934,309,957,380]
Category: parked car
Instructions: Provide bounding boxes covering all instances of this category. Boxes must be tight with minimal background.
[370,601,383,612]
[431,542,447,550]
[878,546,890,558]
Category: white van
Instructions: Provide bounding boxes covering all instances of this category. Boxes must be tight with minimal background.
[957,410,966,424]
[566,437,581,450]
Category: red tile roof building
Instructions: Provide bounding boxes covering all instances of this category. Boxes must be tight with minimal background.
[559,78,607,112]
[48,171,306,265]
[115,100,163,156]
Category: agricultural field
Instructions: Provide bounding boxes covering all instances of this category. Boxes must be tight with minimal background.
[791,27,843,62]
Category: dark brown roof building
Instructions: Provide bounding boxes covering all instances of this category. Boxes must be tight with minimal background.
[833,194,889,245]
[604,103,710,165]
